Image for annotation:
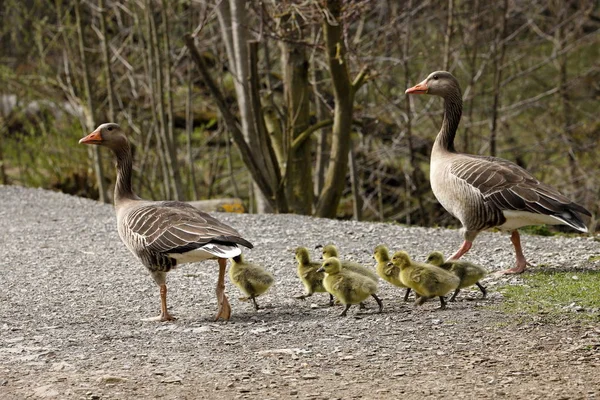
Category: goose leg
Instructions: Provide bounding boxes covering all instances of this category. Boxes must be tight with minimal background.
[158,284,176,321]
[502,230,528,274]
[449,240,472,260]
[214,258,231,321]
[142,272,175,322]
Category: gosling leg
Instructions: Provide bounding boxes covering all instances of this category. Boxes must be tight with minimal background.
[328,294,334,307]
[476,282,487,298]
[414,295,429,306]
[403,288,411,302]
[371,294,383,313]
[340,304,352,317]
[439,296,447,310]
[251,296,260,311]
[449,289,460,302]
[295,292,313,300]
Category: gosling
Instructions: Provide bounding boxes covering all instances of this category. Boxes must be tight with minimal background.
[229,255,274,310]
[425,251,487,301]
[294,247,334,306]
[389,251,459,309]
[317,257,383,317]
[321,244,378,282]
[373,245,412,301]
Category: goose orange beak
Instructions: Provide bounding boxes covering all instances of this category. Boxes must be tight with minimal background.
[79,129,102,145]
[405,80,428,94]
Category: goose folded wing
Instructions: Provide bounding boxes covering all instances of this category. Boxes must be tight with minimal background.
[450,156,590,217]
[125,202,253,254]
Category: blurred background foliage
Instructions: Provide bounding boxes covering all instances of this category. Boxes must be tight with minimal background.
[0,0,598,231]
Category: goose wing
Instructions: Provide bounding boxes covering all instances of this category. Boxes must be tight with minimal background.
[450,155,590,230]
[124,201,253,255]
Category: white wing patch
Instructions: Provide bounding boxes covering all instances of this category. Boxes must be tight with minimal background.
[168,243,242,264]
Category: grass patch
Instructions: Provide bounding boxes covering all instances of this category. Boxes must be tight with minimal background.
[498,270,600,323]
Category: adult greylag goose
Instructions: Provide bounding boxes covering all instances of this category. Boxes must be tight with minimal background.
[406,71,591,274]
[79,123,253,321]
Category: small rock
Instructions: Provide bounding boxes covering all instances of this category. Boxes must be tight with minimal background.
[162,376,182,384]
[98,375,128,384]
[302,374,318,380]
[239,388,251,393]
[33,384,59,398]
[290,390,298,395]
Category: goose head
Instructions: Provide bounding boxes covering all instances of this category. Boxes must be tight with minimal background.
[316,257,342,274]
[79,123,126,150]
[405,71,460,97]
[425,251,445,267]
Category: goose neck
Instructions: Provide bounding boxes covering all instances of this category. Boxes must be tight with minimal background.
[433,91,462,154]
[113,142,137,204]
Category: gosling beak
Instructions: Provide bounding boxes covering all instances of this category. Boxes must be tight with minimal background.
[79,129,103,145]
[316,267,325,273]
[387,262,394,267]
[405,79,428,95]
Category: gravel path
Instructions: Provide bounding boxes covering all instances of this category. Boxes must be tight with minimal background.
[1,185,598,399]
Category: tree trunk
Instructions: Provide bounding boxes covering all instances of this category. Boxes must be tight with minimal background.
[315,0,367,218]
[147,0,183,200]
[462,0,480,154]
[556,2,579,194]
[98,0,115,121]
[489,0,509,157]
[443,0,454,71]
[216,0,276,213]
[185,35,284,212]
[142,0,170,198]
[279,18,313,215]
[75,0,107,203]
[348,147,362,221]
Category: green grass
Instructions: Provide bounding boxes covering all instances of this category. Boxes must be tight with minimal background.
[497,270,600,323]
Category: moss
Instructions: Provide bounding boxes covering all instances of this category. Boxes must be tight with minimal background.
[496,271,600,323]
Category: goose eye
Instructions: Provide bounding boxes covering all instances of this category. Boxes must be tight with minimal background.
[433,75,438,80]
[108,127,113,131]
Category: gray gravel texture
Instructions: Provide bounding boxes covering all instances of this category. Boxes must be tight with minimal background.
[1,185,599,399]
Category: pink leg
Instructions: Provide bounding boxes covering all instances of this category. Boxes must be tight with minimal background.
[449,240,472,260]
[501,230,529,274]
[214,258,232,321]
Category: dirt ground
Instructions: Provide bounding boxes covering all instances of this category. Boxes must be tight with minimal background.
[1,185,599,399]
